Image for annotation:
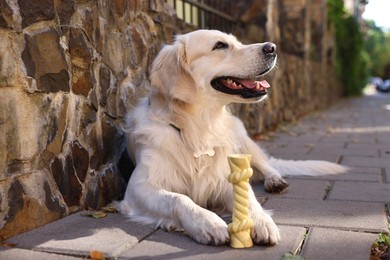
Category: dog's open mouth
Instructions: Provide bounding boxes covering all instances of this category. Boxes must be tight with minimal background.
[211,77,270,99]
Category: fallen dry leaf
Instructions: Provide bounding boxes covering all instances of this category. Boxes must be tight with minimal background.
[351,139,360,144]
[304,143,315,149]
[0,241,16,248]
[90,250,105,260]
[101,206,118,213]
[81,211,107,219]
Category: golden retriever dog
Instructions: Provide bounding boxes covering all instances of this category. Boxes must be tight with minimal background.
[117,30,346,246]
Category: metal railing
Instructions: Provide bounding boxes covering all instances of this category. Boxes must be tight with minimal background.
[166,0,238,33]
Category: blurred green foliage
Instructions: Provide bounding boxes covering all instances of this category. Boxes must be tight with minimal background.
[364,20,390,79]
[327,0,368,96]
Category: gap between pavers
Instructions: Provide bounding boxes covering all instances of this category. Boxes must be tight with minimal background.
[7,211,155,258]
[118,225,306,260]
[301,227,378,260]
[264,198,388,233]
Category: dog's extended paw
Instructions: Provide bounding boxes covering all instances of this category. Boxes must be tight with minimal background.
[185,211,230,245]
[264,175,289,193]
[251,211,280,246]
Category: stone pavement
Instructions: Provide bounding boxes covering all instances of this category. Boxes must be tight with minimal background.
[1,93,389,259]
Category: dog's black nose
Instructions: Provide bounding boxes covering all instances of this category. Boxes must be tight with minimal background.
[262,42,276,55]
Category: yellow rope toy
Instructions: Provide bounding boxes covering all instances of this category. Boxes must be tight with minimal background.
[227,154,254,248]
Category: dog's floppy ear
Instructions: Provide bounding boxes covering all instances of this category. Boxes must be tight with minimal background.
[150,35,196,103]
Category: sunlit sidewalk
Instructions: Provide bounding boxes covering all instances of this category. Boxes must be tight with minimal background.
[1,92,389,259]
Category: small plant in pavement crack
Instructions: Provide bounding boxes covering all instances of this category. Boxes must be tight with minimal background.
[370,225,390,259]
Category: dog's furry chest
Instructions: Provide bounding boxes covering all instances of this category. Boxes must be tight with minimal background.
[172,147,234,209]
[125,99,244,208]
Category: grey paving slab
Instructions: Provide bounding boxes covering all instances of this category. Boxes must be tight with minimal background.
[386,168,390,183]
[346,142,390,150]
[320,133,353,141]
[7,211,154,258]
[266,146,310,156]
[377,133,390,144]
[253,179,330,200]
[276,130,323,138]
[347,166,383,174]
[119,225,306,260]
[309,146,379,157]
[322,134,378,145]
[381,148,390,157]
[328,181,390,202]
[270,153,340,163]
[341,155,390,168]
[301,228,378,260]
[310,141,347,149]
[0,248,80,260]
[264,198,388,232]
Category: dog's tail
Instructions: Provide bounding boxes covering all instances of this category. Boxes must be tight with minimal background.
[269,157,349,177]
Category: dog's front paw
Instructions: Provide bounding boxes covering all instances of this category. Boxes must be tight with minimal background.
[251,211,280,245]
[185,210,229,245]
[264,175,289,193]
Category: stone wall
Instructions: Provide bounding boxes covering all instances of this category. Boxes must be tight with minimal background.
[0,0,342,239]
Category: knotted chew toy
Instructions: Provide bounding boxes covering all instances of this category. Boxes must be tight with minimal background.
[227,154,254,248]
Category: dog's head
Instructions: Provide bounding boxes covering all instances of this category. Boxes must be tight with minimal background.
[150,30,276,105]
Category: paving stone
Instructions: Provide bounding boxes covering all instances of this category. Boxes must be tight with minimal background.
[320,133,353,141]
[119,225,306,260]
[309,146,379,157]
[346,142,390,150]
[7,211,154,258]
[270,153,340,163]
[272,134,323,144]
[310,141,347,149]
[0,248,79,260]
[347,166,383,175]
[301,228,378,260]
[376,130,390,139]
[349,133,378,143]
[341,156,390,168]
[381,148,390,157]
[328,181,390,202]
[386,168,390,183]
[340,135,378,144]
[264,198,388,232]
[253,179,330,200]
[267,145,310,155]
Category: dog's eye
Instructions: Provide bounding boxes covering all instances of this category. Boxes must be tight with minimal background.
[212,41,228,51]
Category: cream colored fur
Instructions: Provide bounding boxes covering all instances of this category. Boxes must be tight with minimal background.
[118,30,347,246]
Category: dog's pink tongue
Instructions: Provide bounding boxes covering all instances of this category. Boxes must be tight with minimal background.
[258,80,270,89]
[234,79,271,89]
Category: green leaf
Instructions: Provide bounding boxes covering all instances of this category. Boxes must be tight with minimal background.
[81,211,107,219]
